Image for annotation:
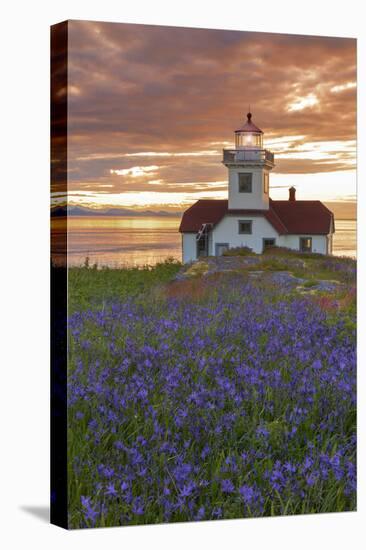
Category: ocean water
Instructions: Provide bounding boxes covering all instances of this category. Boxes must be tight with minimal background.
[52,216,356,268]
[332,219,357,258]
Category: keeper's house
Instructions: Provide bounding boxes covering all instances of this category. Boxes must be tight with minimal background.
[179,113,335,263]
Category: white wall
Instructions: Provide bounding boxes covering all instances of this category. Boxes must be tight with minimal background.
[212,216,330,256]
[279,235,328,254]
[182,233,197,263]
[183,222,331,262]
[213,215,278,254]
[228,167,270,210]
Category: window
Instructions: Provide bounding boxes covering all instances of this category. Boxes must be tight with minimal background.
[235,133,263,149]
[263,173,269,194]
[263,238,275,250]
[238,173,252,193]
[300,237,312,252]
[238,220,252,234]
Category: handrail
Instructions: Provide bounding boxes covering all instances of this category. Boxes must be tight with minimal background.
[196,223,213,241]
[223,148,274,164]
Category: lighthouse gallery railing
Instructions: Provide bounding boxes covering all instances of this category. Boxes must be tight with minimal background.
[223,149,274,164]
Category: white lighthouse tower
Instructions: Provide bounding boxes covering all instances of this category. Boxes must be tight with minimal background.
[223,112,275,210]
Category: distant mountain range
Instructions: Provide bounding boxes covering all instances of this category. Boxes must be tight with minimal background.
[51,205,182,218]
[51,202,356,220]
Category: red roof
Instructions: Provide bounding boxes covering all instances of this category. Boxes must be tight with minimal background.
[179,200,228,233]
[270,199,334,235]
[179,198,334,235]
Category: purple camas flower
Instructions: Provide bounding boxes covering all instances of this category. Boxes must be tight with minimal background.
[81,496,98,525]
[241,452,248,464]
[180,481,196,498]
[81,495,91,508]
[256,425,270,438]
[120,481,129,492]
[172,463,193,484]
[163,485,171,496]
[329,452,344,481]
[306,473,318,487]
[200,444,211,460]
[311,359,323,370]
[302,455,314,471]
[195,506,205,521]
[105,483,118,497]
[132,497,144,515]
[103,466,115,479]
[211,507,223,519]
[239,484,255,504]
[283,461,297,474]
[270,462,286,492]
[221,479,235,494]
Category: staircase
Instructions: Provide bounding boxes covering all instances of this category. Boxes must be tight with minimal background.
[196,223,212,241]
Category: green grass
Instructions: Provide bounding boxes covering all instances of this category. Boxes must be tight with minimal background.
[68,257,181,313]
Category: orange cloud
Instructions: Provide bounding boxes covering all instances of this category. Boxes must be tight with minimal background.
[50,21,356,210]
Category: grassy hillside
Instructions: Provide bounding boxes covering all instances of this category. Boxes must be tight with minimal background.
[68,258,181,313]
[66,251,356,528]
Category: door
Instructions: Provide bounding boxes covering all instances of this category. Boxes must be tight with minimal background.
[299,237,312,253]
[215,243,229,256]
[263,238,276,252]
[197,235,208,257]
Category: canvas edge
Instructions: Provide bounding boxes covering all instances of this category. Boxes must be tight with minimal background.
[50,20,69,530]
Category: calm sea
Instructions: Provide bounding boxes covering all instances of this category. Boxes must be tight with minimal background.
[53,216,356,268]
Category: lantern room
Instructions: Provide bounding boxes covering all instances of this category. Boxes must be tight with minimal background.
[234,112,263,149]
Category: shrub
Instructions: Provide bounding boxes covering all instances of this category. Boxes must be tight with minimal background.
[223,246,253,257]
[303,280,319,288]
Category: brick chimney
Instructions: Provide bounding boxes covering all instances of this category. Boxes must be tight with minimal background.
[289,186,296,202]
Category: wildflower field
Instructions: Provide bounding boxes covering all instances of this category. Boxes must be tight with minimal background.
[67,251,356,528]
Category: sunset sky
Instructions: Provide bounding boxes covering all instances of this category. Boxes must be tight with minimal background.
[53,20,356,213]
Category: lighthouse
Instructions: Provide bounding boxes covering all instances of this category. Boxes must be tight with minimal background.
[223,112,274,210]
[179,112,334,261]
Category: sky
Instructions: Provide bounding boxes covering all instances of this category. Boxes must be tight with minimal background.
[52,20,357,213]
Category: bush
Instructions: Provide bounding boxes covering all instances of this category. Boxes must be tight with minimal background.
[303,280,319,288]
[263,246,323,260]
[223,246,253,257]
